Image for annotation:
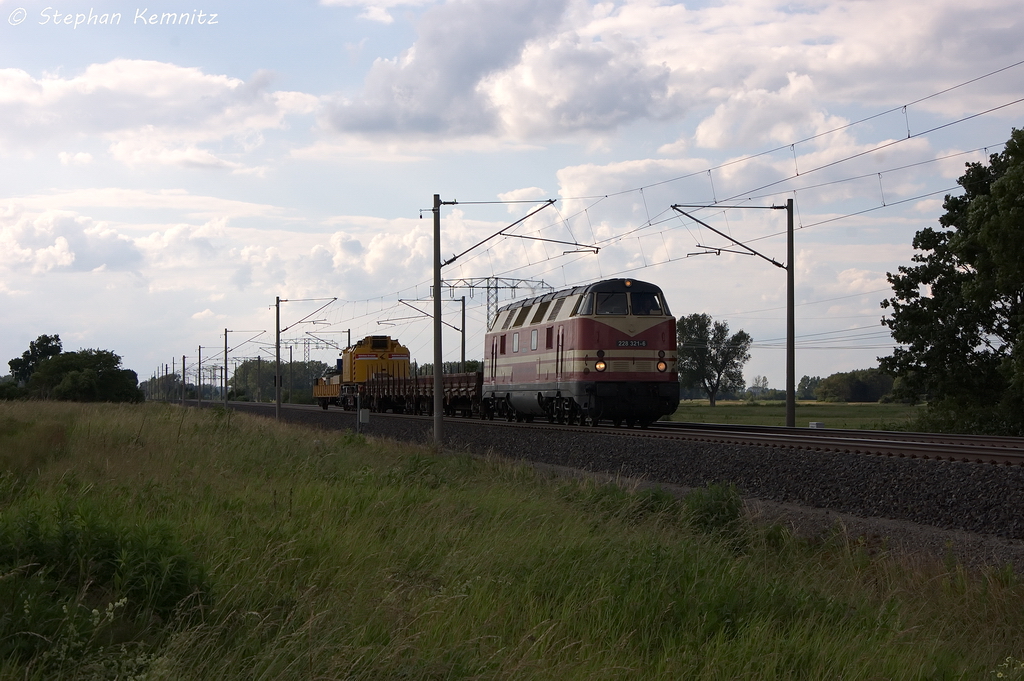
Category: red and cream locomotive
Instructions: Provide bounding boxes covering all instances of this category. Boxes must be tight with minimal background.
[483,278,679,427]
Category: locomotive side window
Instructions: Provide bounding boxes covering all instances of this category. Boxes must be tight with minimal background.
[530,329,538,351]
[574,293,594,316]
[545,326,553,349]
[548,297,566,321]
[530,301,551,324]
[595,292,627,315]
[630,292,664,316]
[500,335,506,354]
[512,332,520,353]
[512,306,532,327]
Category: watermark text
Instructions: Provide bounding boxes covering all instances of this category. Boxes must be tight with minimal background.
[8,7,220,28]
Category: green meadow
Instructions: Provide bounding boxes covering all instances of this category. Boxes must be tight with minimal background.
[1,401,1022,680]
[668,400,926,430]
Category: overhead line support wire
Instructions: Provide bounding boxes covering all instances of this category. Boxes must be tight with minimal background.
[671,205,786,269]
[556,60,1024,202]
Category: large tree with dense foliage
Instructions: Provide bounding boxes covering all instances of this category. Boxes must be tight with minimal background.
[8,334,62,384]
[677,313,751,406]
[29,349,143,403]
[880,128,1024,434]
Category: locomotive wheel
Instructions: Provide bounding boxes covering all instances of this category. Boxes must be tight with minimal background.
[626,419,635,428]
[613,418,622,427]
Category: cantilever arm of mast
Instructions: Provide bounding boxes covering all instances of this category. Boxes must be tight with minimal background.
[671,204,785,269]
[397,299,462,332]
[442,200,571,267]
[279,297,337,333]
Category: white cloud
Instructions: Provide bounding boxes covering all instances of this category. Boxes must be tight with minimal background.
[319,0,440,24]
[190,308,226,320]
[321,0,1022,146]
[58,152,93,166]
[0,210,142,274]
[482,31,673,139]
[6,188,285,222]
[325,0,569,136]
[0,60,320,170]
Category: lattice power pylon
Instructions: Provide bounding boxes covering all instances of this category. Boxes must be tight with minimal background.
[440,277,554,328]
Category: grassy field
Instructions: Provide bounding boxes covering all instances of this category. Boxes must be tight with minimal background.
[668,400,926,430]
[1,401,1023,680]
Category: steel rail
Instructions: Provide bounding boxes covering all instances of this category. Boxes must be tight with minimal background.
[196,400,1024,466]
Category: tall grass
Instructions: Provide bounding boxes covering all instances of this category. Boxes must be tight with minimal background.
[1,401,1022,679]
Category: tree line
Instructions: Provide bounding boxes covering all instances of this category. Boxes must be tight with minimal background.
[3,334,143,402]
[140,359,332,404]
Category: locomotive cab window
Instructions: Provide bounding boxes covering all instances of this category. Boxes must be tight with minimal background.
[630,292,665,316]
[595,292,627,315]
[573,294,594,316]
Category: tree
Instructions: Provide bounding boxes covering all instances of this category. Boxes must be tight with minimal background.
[229,359,329,403]
[747,375,769,400]
[8,334,62,384]
[677,313,752,406]
[880,128,1024,434]
[813,368,893,403]
[29,349,143,403]
[797,375,822,400]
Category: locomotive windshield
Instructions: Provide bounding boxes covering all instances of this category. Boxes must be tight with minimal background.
[595,292,628,315]
[630,292,667,316]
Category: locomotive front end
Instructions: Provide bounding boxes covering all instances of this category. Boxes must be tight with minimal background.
[484,278,680,427]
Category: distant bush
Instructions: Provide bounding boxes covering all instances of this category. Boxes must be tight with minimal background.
[0,382,27,400]
[815,368,894,402]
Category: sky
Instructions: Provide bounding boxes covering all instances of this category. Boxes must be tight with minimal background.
[1,0,1022,391]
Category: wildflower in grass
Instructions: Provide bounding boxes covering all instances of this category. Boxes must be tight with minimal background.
[993,656,1024,678]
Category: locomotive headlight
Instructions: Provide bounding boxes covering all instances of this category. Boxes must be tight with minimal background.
[595,360,607,372]
[656,360,668,372]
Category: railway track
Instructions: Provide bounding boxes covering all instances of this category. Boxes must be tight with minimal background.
[209,400,1024,467]
[640,421,1024,466]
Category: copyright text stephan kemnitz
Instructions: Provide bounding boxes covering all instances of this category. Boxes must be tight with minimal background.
[7,7,220,27]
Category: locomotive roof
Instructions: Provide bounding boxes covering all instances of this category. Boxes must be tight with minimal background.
[495,278,664,313]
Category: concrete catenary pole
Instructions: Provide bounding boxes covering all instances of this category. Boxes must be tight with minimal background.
[786,198,795,428]
[224,328,229,409]
[197,345,202,407]
[432,194,443,448]
[275,296,282,419]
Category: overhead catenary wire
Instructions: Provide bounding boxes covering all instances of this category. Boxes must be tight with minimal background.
[292,62,1024,368]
